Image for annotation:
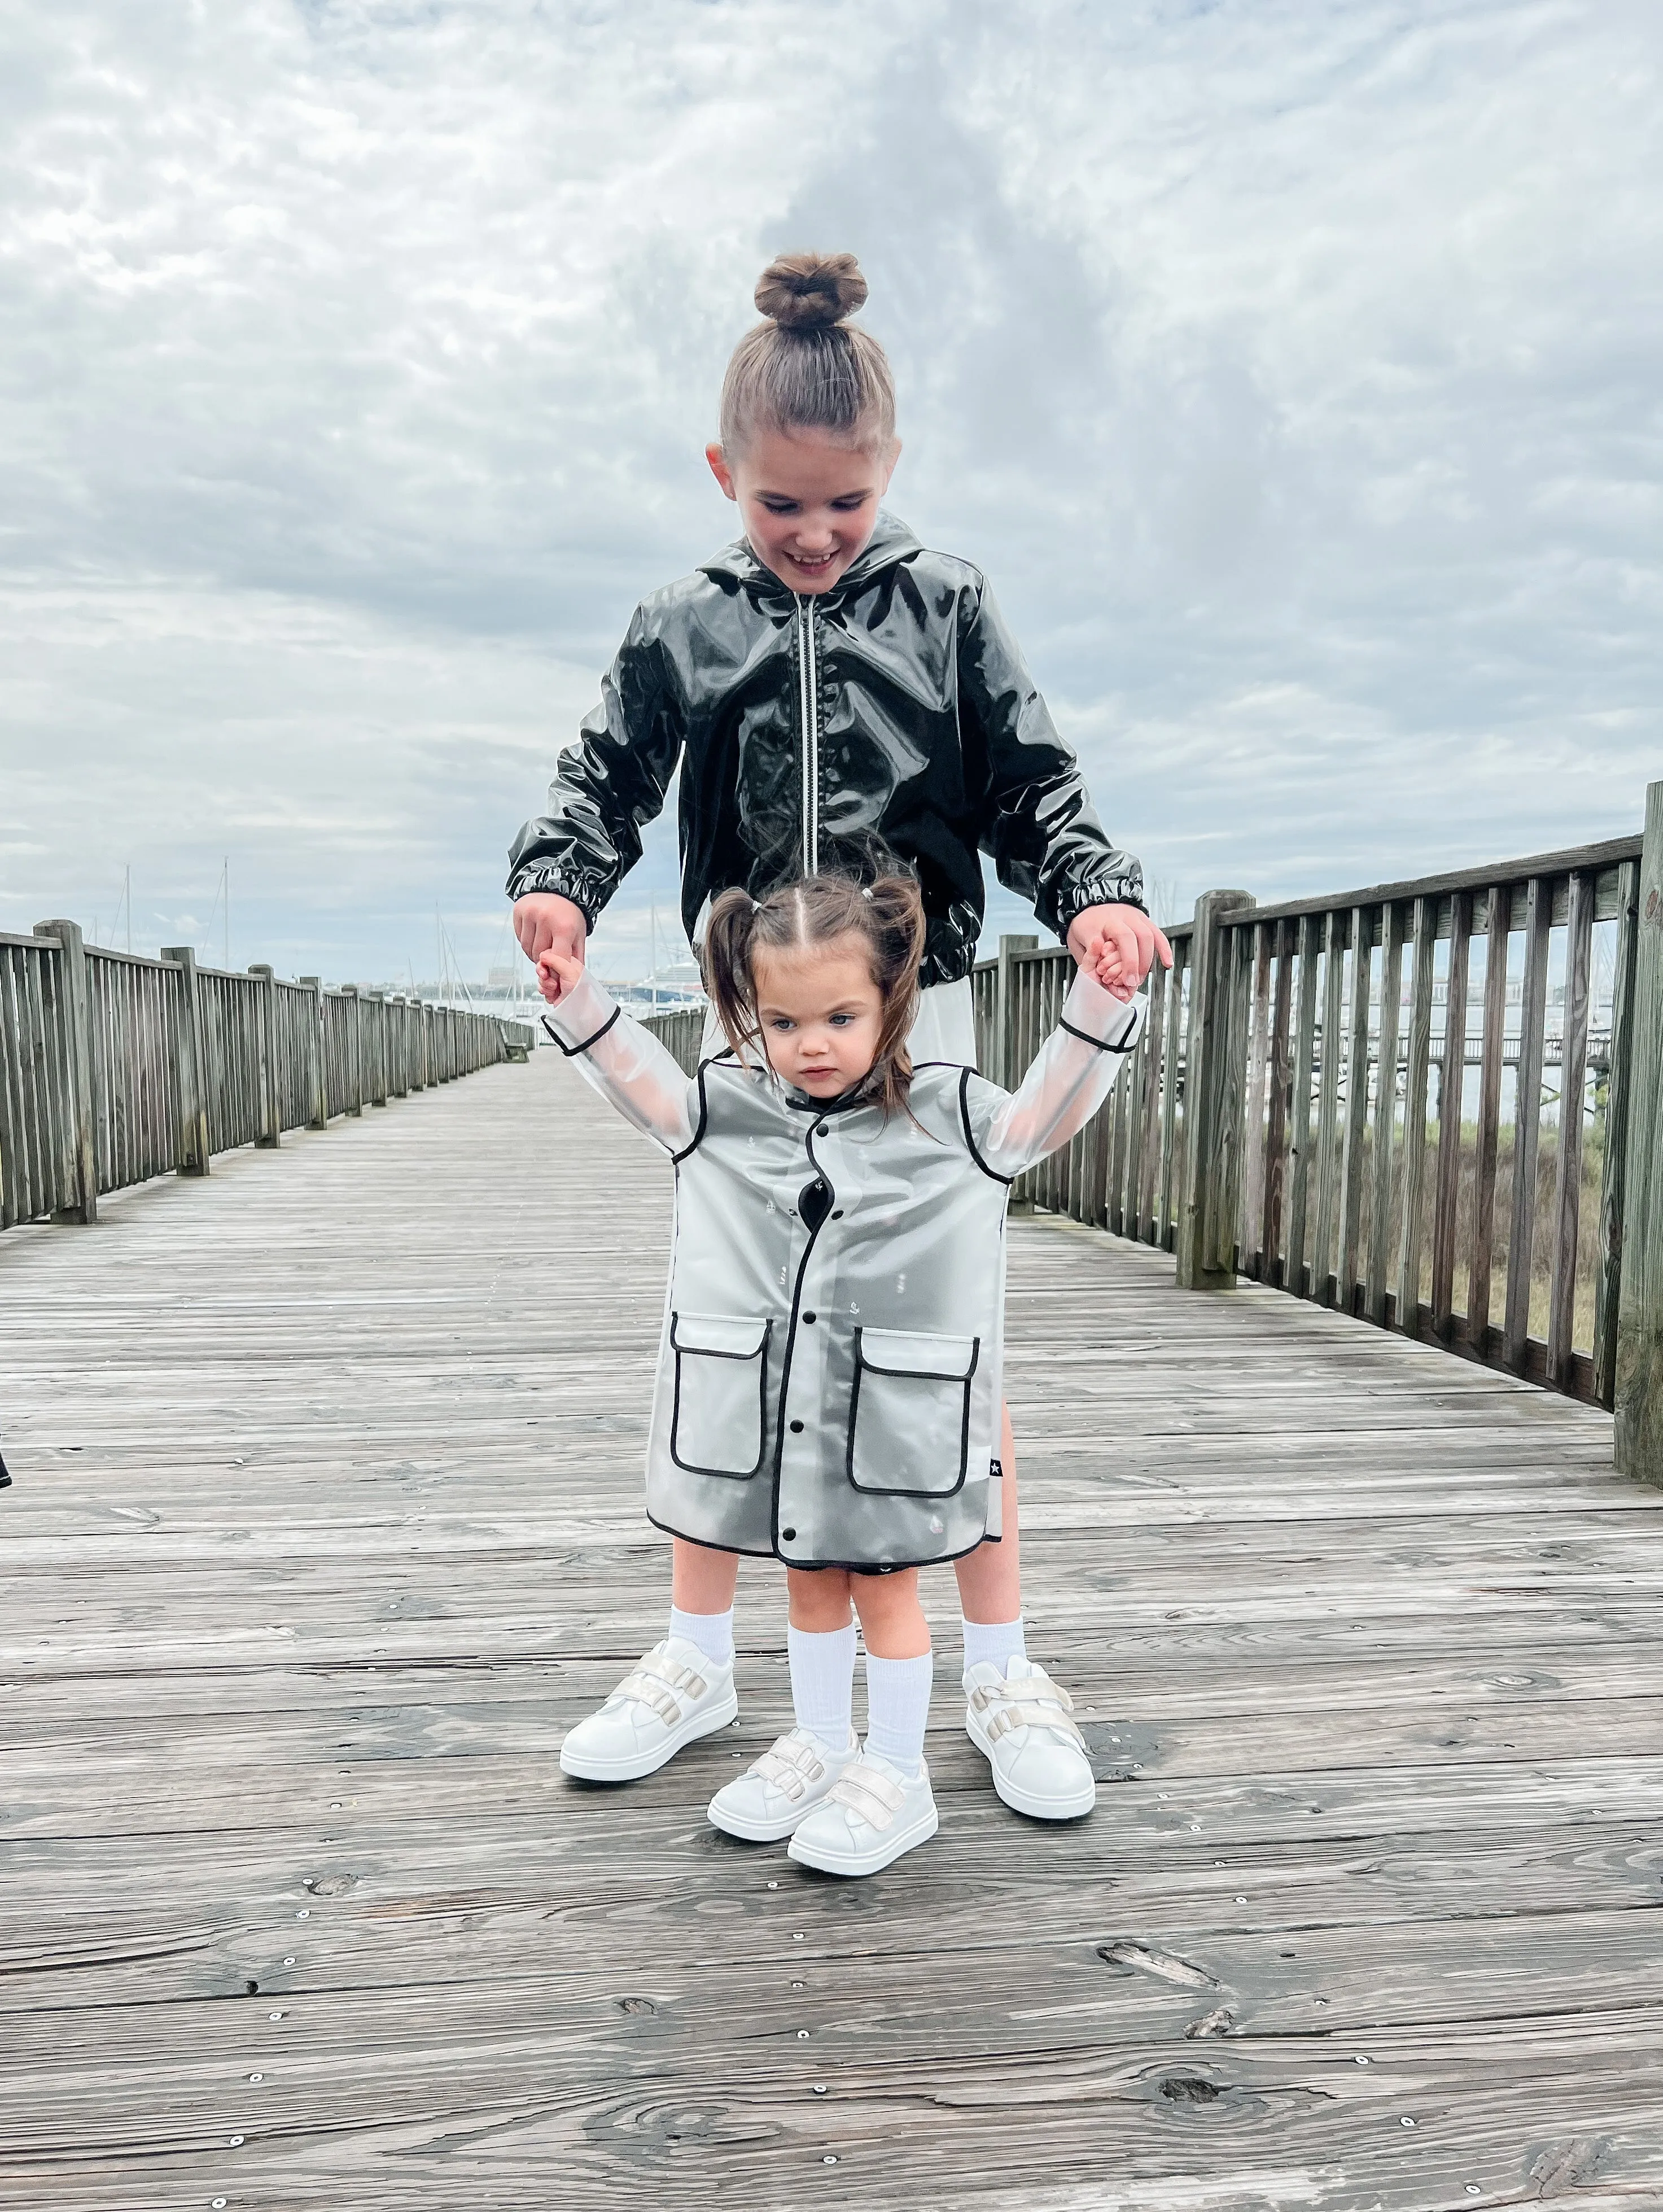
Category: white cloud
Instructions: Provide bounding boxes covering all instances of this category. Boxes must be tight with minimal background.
[1,0,1658,980]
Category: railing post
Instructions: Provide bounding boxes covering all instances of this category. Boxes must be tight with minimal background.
[390,996,410,1098]
[1615,779,1663,1484]
[247,964,281,1147]
[367,990,388,1105]
[341,985,364,1116]
[161,945,211,1175]
[995,933,1038,1091]
[33,920,97,1223]
[1175,889,1254,1291]
[298,977,329,1129]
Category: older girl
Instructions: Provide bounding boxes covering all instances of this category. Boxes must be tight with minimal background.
[513,250,1169,1826]
[540,871,1142,1875]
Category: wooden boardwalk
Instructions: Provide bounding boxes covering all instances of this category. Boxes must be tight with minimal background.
[3,1047,1662,2211]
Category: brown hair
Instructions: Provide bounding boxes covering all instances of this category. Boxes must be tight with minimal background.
[702,872,926,1118]
[719,252,898,457]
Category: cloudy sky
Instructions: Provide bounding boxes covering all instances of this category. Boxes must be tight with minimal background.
[2,0,1658,986]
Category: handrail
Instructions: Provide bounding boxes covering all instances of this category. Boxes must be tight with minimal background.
[0,922,536,1232]
[1224,834,1641,929]
[638,791,1663,1481]
[948,824,1655,1431]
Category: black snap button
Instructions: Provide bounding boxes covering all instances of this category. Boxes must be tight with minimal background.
[832,1209,843,1219]
[803,1311,817,1324]
[815,1121,829,1136]
[789,1419,804,1433]
[782,1527,797,1541]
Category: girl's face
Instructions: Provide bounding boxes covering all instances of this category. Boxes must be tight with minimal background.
[751,934,884,1096]
[706,427,899,595]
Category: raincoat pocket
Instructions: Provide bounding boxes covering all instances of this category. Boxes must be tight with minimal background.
[846,1326,980,1498]
[669,1313,773,1479]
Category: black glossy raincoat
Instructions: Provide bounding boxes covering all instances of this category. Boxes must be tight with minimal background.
[507,514,1144,986]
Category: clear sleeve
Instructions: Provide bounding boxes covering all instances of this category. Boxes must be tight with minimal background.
[975,970,1146,1179]
[540,972,698,1154]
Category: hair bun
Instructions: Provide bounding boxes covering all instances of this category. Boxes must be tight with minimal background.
[754,251,868,332]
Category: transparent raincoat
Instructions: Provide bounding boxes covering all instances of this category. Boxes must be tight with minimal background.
[544,969,1144,1571]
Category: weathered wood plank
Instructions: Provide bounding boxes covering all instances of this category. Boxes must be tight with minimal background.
[1428,891,1471,1340]
[1395,897,1437,1331]
[1594,859,1641,1409]
[1336,903,1372,1310]
[1134,954,1166,1243]
[1466,883,1509,1340]
[1175,892,1251,1289]
[1365,900,1404,1324]
[1239,921,1272,1275]
[32,921,97,1223]
[1503,875,1551,1372]
[1259,919,1294,1288]
[1615,782,1663,1483]
[1156,936,1185,1249]
[1235,830,1640,929]
[1310,908,1346,1304]
[1547,870,1594,1384]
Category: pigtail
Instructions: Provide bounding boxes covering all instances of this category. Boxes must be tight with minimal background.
[701,888,764,1063]
[862,873,927,1122]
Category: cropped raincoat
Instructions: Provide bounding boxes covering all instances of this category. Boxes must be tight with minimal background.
[507,514,1145,988]
[543,968,1145,1570]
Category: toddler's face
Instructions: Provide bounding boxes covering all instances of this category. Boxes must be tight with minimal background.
[706,428,898,595]
[751,936,885,1097]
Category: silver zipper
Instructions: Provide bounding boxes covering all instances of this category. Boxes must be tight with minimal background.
[795,595,820,874]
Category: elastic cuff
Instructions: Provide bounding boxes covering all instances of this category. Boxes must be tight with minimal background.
[506,864,602,924]
[1056,881,1149,935]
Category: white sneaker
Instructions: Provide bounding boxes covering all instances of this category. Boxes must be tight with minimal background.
[707,1726,860,1842]
[964,1657,1095,1819]
[558,1638,737,1782]
[787,1746,938,1876]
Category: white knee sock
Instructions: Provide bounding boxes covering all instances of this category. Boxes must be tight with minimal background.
[787,1622,857,1752]
[864,1650,933,1777]
[668,1604,734,1669]
[961,1614,1026,1676]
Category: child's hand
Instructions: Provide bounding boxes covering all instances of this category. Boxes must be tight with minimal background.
[536,948,586,1006]
[1093,946,1136,1003]
[1067,902,1172,1004]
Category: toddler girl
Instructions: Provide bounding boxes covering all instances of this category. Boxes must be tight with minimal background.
[540,868,1143,1874]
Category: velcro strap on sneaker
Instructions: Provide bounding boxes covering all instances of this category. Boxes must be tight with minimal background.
[971,1675,1083,1746]
[828,1765,906,1831]
[754,1735,827,1796]
[611,1651,707,1726]
[970,1677,1074,1715]
[984,1699,1086,1747]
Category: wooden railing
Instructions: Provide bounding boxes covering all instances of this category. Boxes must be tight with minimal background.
[969,836,1651,1413]
[638,782,1663,1477]
[0,921,535,1232]
[1170,846,1644,1402]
